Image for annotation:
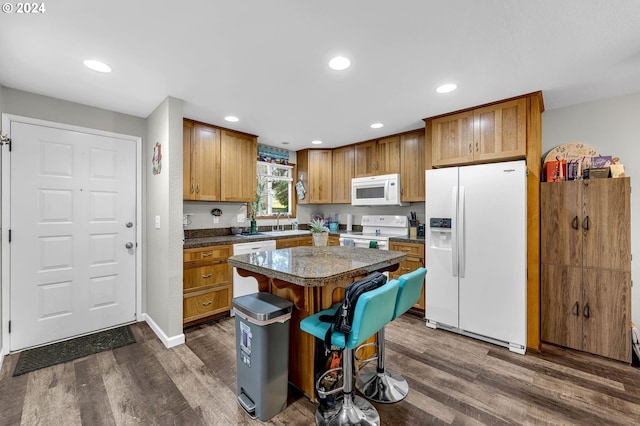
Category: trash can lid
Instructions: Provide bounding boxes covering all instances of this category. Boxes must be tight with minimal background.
[232,292,293,321]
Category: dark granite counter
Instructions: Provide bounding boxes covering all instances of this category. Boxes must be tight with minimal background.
[389,236,425,245]
[228,246,406,287]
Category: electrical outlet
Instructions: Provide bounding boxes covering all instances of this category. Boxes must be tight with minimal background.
[183,215,189,226]
[213,216,219,224]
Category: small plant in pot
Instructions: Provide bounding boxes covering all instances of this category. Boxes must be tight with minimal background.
[309,218,330,246]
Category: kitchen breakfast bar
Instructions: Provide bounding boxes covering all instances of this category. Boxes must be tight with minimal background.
[227,246,406,400]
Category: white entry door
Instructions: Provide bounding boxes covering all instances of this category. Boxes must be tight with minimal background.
[9,121,137,351]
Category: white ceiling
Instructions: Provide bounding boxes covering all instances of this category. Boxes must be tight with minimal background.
[2,0,640,151]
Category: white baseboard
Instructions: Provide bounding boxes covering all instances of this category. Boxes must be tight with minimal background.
[140,313,185,348]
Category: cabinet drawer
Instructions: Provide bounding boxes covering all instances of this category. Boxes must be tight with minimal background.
[276,237,312,248]
[183,286,232,324]
[389,243,424,257]
[183,245,232,263]
[184,263,231,292]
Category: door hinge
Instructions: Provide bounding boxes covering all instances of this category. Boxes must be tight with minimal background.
[8,229,11,243]
[8,321,11,333]
[0,133,11,151]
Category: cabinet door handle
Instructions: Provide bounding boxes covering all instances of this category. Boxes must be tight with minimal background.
[191,184,195,194]
[202,253,212,257]
[571,216,579,230]
[201,274,212,278]
[583,302,590,319]
[573,301,579,316]
[475,141,479,153]
[202,301,212,306]
[401,267,411,271]
[196,184,200,193]
[582,215,590,230]
[468,143,473,154]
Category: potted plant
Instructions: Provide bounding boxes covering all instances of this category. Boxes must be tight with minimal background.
[309,218,330,246]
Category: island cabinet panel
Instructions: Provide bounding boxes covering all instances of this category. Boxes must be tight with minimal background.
[332,145,355,203]
[399,130,425,202]
[389,241,425,312]
[540,178,631,362]
[220,129,257,202]
[183,245,233,326]
[183,121,221,201]
[297,149,332,204]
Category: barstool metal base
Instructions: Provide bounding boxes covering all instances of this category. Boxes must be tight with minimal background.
[355,366,409,403]
[316,394,380,425]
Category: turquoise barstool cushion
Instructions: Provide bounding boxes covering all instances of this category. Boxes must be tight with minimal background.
[300,279,400,350]
[392,268,427,321]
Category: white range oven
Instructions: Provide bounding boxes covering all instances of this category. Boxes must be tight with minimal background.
[339,215,408,250]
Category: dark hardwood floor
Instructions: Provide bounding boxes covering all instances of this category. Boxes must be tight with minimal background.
[1,313,640,425]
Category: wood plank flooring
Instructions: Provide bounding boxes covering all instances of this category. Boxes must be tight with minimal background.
[1,313,640,425]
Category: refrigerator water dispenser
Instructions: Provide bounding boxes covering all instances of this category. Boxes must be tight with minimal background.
[429,218,452,249]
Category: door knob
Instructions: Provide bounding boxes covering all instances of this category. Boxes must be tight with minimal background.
[126,221,134,228]
[125,242,134,249]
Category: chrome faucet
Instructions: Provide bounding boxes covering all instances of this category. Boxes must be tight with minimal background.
[273,213,283,231]
[286,213,292,230]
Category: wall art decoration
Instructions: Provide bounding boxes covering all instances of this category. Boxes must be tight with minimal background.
[152,142,162,175]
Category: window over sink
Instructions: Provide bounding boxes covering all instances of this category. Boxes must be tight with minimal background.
[253,161,294,218]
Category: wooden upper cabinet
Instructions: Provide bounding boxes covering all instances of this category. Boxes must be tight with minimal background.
[540,181,582,267]
[354,138,400,177]
[581,178,631,271]
[332,145,355,204]
[399,130,425,202]
[220,129,257,202]
[431,110,475,166]
[184,121,221,201]
[430,97,527,167]
[376,136,401,175]
[474,98,527,162]
[297,149,332,204]
[354,141,377,177]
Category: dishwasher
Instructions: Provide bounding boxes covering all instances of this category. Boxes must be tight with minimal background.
[232,240,277,300]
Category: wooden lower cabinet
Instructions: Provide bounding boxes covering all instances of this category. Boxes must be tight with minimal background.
[183,245,233,326]
[541,264,631,362]
[389,241,425,313]
[276,236,312,248]
[328,235,340,246]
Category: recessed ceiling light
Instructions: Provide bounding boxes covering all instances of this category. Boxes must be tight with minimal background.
[83,59,111,73]
[311,140,323,145]
[436,83,457,94]
[370,122,384,129]
[224,116,239,122]
[328,56,351,71]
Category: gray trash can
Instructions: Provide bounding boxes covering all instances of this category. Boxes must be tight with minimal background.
[233,292,293,421]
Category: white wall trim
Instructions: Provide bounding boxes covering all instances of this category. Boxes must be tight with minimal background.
[0,348,4,371]
[141,313,185,348]
[1,113,143,355]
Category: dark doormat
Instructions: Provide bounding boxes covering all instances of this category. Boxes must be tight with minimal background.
[13,325,136,376]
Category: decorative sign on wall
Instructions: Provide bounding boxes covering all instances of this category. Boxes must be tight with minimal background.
[152,142,162,175]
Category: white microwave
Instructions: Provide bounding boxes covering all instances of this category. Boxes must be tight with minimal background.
[351,174,408,206]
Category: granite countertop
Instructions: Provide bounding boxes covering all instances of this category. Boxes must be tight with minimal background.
[183,229,424,249]
[227,246,407,287]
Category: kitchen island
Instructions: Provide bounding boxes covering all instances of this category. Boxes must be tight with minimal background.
[227,246,406,400]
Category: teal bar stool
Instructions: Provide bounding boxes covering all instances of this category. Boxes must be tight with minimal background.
[300,278,400,426]
[355,268,427,403]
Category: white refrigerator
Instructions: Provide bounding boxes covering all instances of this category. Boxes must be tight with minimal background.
[425,160,527,354]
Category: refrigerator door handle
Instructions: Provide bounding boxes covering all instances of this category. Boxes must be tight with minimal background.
[451,186,458,277]
[458,186,466,278]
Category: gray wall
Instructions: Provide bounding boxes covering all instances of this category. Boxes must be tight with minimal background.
[0,84,4,353]
[145,96,184,341]
[542,92,640,324]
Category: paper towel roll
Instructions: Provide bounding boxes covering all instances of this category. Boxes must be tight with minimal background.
[346,213,353,232]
